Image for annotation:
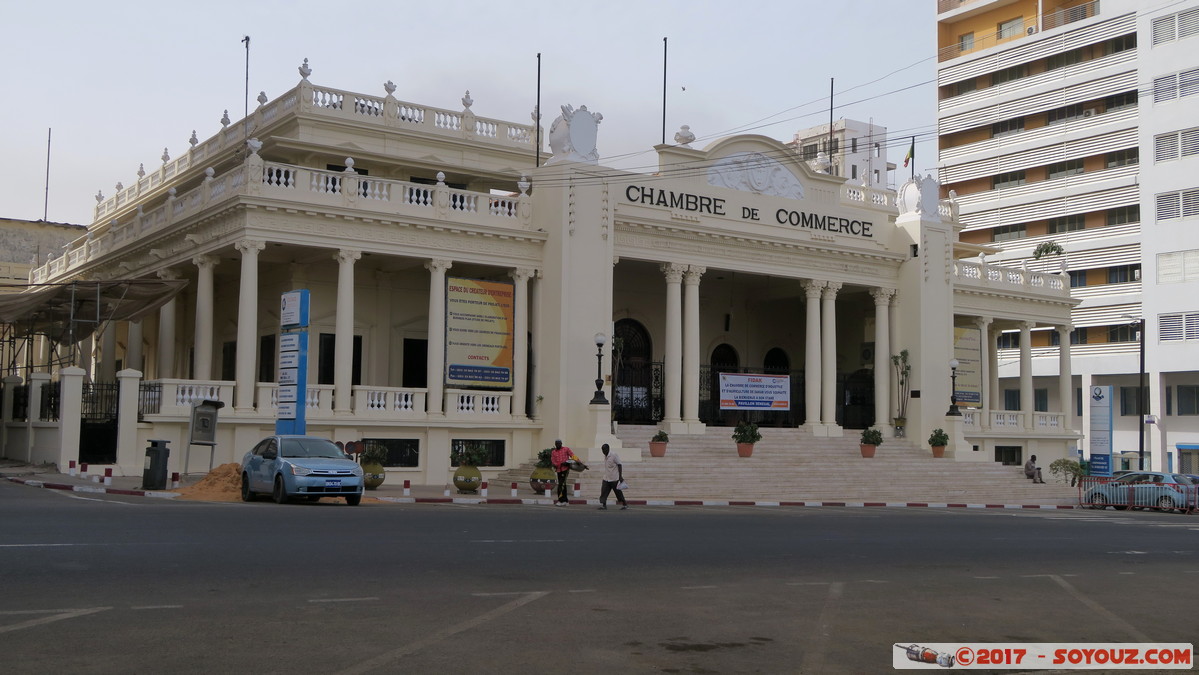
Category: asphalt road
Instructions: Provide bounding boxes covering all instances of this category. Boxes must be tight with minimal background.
[2,481,1196,674]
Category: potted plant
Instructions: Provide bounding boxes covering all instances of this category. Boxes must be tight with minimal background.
[359,442,388,490]
[451,441,490,494]
[530,448,557,494]
[859,427,883,458]
[927,427,949,458]
[891,350,911,436]
[731,421,761,457]
[649,430,669,457]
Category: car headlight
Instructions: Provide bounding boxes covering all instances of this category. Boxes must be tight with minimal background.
[352,464,364,477]
[290,465,313,476]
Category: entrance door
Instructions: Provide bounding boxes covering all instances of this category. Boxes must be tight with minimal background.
[612,319,659,423]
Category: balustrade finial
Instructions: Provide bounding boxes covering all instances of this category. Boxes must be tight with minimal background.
[384,80,396,96]
[257,91,268,106]
[162,148,170,163]
[220,110,230,127]
[189,130,199,148]
[462,90,473,110]
[436,171,446,185]
[137,163,145,178]
[298,58,311,81]
[246,138,262,156]
[344,157,355,172]
[518,175,530,195]
[95,190,103,203]
[115,181,123,192]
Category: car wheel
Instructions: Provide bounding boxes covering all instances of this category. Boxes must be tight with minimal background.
[1090,494,1107,510]
[241,473,255,502]
[1157,496,1176,512]
[1113,504,1129,511]
[345,493,362,506]
[272,476,290,504]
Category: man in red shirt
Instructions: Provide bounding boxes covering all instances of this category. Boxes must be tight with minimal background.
[550,439,583,506]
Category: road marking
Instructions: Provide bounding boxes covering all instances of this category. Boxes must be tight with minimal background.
[336,591,548,674]
[800,581,844,675]
[0,543,102,548]
[1045,575,1152,642]
[567,589,596,594]
[469,539,567,543]
[0,607,110,634]
[60,493,138,505]
[309,597,378,603]
[131,605,183,610]
[973,576,1000,579]
[1118,572,1136,575]
[680,585,718,590]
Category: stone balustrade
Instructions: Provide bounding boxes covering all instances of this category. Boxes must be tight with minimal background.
[952,258,1070,300]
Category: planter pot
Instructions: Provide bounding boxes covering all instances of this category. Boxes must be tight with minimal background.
[362,462,386,490]
[453,465,482,493]
[930,445,946,458]
[529,466,557,494]
[859,443,877,458]
[892,417,907,438]
[649,441,668,457]
[736,442,754,458]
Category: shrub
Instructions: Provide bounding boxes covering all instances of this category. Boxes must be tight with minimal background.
[651,430,670,443]
[1049,458,1085,487]
[860,427,884,446]
[535,448,553,469]
[731,421,762,444]
[359,443,388,466]
[927,428,950,447]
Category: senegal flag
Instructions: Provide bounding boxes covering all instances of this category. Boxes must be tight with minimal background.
[903,138,915,168]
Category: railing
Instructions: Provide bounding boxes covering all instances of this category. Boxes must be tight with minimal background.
[1078,475,1196,512]
[448,389,510,417]
[353,386,426,418]
[1044,0,1100,31]
[953,164,1138,209]
[40,381,60,422]
[81,382,119,422]
[139,381,162,418]
[938,0,986,14]
[953,259,1069,298]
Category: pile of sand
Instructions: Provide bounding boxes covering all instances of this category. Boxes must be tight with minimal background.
[175,463,243,502]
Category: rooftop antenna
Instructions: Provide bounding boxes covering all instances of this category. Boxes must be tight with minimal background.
[242,35,251,140]
[662,37,668,145]
[535,52,541,168]
[43,128,51,221]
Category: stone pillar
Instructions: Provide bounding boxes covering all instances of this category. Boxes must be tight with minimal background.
[821,282,841,430]
[78,335,94,378]
[1058,325,1073,432]
[682,265,705,426]
[99,324,117,382]
[156,269,179,380]
[975,317,992,430]
[870,287,893,429]
[1019,321,1034,429]
[661,263,685,427]
[57,367,85,469]
[510,267,534,419]
[192,254,218,380]
[126,320,144,373]
[988,326,1000,423]
[115,368,143,474]
[333,249,361,414]
[425,258,452,416]
[803,280,824,430]
[234,239,265,412]
[528,270,542,420]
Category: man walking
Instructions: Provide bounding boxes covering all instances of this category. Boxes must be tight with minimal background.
[550,439,582,506]
[598,443,628,510]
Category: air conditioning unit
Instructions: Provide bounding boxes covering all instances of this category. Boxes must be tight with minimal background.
[1134,268,1141,281]
[1026,26,1038,35]
[1082,108,1099,118]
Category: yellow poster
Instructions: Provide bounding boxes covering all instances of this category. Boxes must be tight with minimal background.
[445,277,514,388]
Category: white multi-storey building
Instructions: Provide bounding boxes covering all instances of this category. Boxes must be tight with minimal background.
[790,119,897,188]
[936,0,1199,472]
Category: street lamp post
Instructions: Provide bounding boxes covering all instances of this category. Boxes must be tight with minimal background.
[946,358,962,416]
[1135,318,1146,470]
[590,332,609,405]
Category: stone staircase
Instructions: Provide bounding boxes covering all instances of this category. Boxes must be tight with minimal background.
[494,425,1079,506]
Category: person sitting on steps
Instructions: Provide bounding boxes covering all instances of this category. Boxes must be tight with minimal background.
[1025,454,1045,484]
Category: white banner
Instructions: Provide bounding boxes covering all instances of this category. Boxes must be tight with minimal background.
[718,373,789,410]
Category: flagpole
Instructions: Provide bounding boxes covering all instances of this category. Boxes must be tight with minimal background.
[662,37,668,145]
[910,136,915,181]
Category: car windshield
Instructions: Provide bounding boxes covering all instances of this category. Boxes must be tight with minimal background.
[280,438,344,459]
[1172,474,1193,486]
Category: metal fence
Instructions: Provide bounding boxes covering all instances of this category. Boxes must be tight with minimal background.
[1078,475,1197,513]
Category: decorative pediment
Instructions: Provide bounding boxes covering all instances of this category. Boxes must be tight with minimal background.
[707,152,804,200]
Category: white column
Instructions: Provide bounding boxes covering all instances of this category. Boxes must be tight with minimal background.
[78,335,94,377]
[126,320,143,372]
[234,239,265,412]
[156,269,178,380]
[425,258,452,416]
[99,324,117,381]
[1019,321,1034,430]
[975,317,992,430]
[528,270,542,420]
[1058,325,1073,432]
[509,267,534,419]
[682,265,705,424]
[821,282,841,427]
[803,280,824,428]
[192,254,218,380]
[661,263,685,424]
[333,249,361,414]
[988,325,1000,421]
[870,288,893,429]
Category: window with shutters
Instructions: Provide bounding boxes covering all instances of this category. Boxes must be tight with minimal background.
[1106,205,1139,226]
[1155,189,1199,220]
[997,17,1023,40]
[1158,312,1199,342]
[1179,385,1199,416]
[1156,67,1199,103]
[1154,127,1199,162]
[1157,250,1199,284]
[1152,8,1199,46]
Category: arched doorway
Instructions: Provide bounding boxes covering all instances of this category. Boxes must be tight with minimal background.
[704,343,740,426]
[763,347,789,373]
[612,319,660,423]
[842,368,875,429]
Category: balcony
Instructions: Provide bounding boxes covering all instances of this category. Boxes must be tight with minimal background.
[939,0,1103,62]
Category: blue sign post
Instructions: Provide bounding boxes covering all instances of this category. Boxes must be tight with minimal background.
[276,290,310,436]
[1088,385,1113,476]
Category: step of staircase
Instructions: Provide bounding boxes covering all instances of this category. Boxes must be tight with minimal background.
[495,425,1079,505]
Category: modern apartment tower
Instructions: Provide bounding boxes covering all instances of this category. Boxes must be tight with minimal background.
[936,0,1199,472]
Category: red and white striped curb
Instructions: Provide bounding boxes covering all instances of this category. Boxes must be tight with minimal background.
[4,477,179,499]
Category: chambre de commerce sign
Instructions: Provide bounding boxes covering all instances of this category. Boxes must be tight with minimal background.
[623,185,875,238]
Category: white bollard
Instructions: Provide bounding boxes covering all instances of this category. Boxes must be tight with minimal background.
[510,482,518,497]
[481,481,488,497]
[68,461,77,477]
[171,472,180,489]
[573,482,580,498]
[444,484,451,497]
[403,479,411,497]
[103,468,113,487]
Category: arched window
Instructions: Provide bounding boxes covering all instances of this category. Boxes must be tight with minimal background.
[613,319,652,367]
[763,348,789,374]
[710,343,739,369]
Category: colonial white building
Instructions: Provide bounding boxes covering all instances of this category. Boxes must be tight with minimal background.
[0,60,1078,484]
[936,0,1199,473]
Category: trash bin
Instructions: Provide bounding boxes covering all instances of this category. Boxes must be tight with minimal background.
[142,439,171,490]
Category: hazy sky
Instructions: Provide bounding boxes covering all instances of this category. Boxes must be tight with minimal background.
[3,0,937,226]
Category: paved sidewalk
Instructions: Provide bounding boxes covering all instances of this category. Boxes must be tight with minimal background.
[0,459,1083,510]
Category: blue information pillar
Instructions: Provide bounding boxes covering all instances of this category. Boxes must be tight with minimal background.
[276,290,310,436]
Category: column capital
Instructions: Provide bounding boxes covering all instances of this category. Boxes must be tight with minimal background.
[869,287,895,305]
[660,262,686,283]
[192,254,218,270]
[823,281,842,298]
[235,239,265,255]
[1019,320,1036,331]
[335,249,362,265]
[425,258,453,273]
[802,279,825,298]
[684,265,706,283]
[509,267,536,283]
[974,316,993,329]
[1056,324,1073,335]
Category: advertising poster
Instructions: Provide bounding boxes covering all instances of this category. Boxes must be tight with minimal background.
[953,326,982,407]
[718,373,790,410]
[1088,385,1113,476]
[445,277,514,388]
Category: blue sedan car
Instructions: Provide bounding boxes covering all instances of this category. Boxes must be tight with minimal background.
[1083,471,1195,513]
[240,436,365,505]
